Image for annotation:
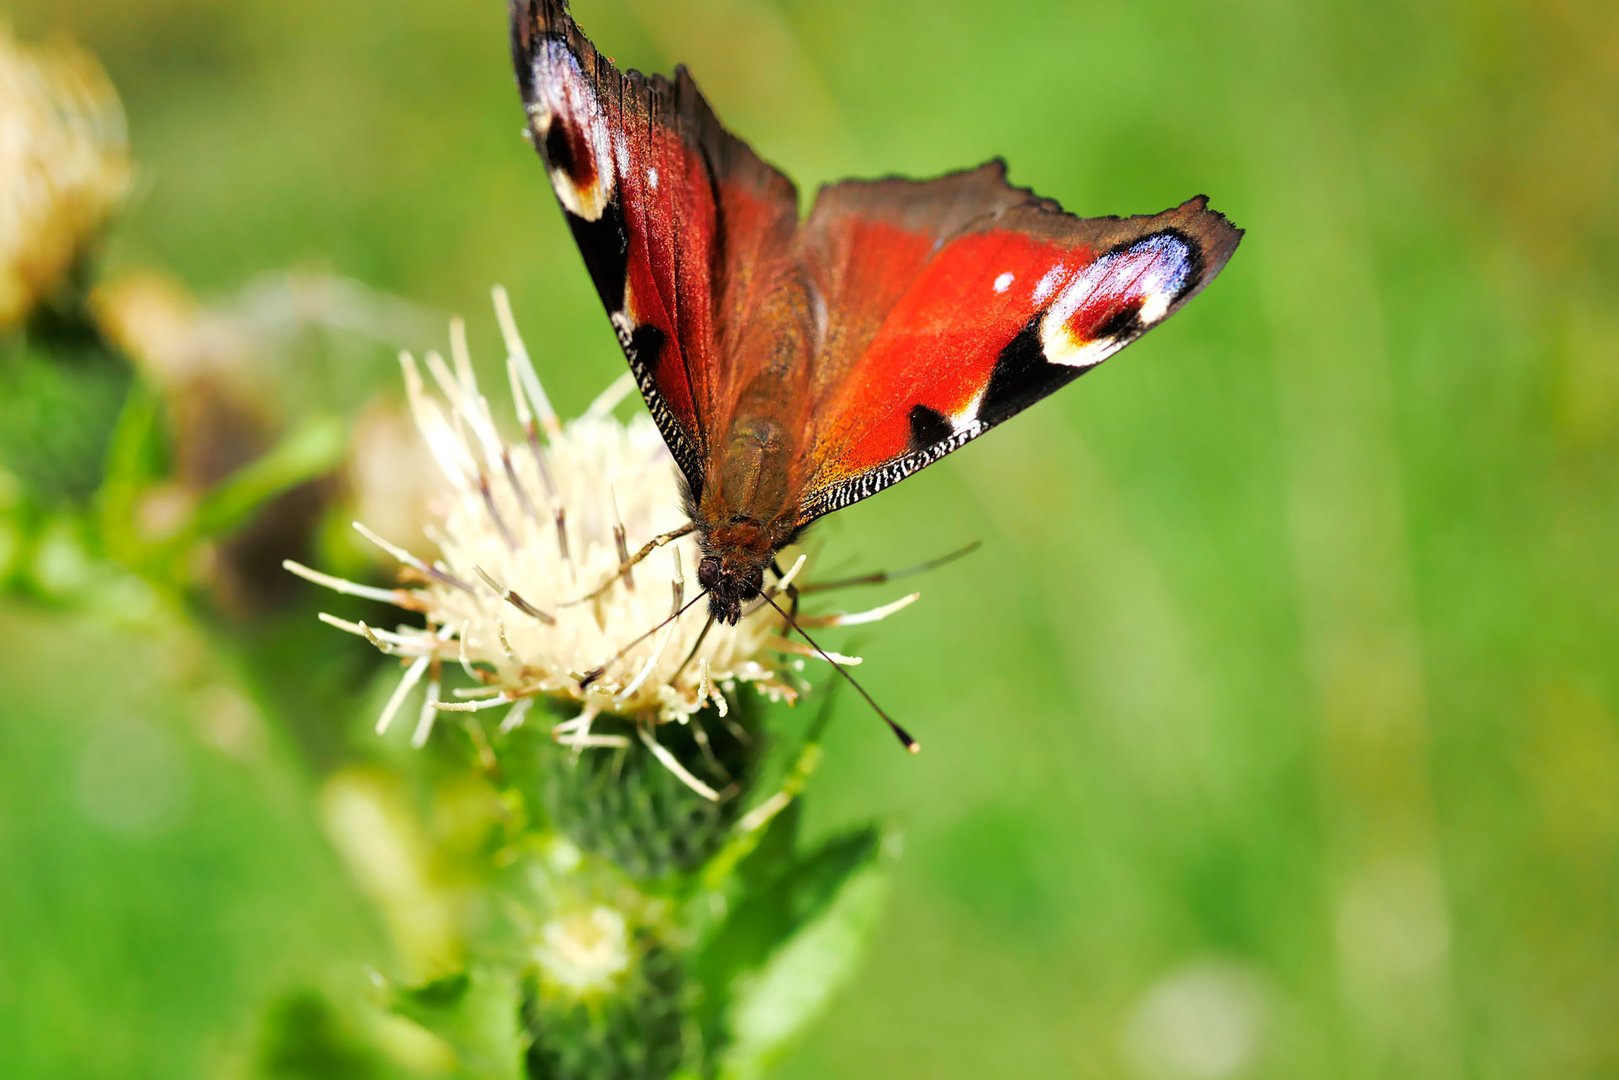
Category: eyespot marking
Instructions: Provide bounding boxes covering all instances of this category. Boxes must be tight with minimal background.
[528,38,615,221]
[1039,231,1198,368]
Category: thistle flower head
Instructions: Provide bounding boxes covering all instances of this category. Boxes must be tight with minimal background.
[290,290,915,791]
[0,24,131,328]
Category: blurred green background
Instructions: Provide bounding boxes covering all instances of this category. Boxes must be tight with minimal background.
[4,0,1617,1076]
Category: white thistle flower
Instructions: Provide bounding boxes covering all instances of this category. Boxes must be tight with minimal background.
[289,289,916,795]
[0,24,131,329]
[533,906,633,999]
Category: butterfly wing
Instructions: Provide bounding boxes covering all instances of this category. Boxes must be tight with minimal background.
[513,3,1243,525]
[510,0,799,497]
[796,163,1241,521]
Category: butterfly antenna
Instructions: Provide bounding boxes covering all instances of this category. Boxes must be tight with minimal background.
[759,592,919,753]
[799,540,982,595]
[579,589,709,688]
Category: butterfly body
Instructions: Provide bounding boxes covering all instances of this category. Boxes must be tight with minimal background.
[690,412,802,624]
[511,0,1242,628]
[691,300,821,622]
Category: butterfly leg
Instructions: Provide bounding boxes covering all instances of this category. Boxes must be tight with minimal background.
[769,558,801,622]
[565,521,696,606]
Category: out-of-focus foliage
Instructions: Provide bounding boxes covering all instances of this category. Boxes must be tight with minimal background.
[2,0,1616,1077]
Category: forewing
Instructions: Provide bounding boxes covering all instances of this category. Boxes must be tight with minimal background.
[511,0,799,496]
[797,166,1241,521]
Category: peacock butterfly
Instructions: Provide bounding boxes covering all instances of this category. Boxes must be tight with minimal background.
[510,0,1242,746]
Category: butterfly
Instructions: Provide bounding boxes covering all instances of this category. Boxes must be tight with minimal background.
[510,0,1241,741]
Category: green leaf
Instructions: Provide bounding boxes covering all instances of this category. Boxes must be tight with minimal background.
[255,990,389,1080]
[693,827,897,1079]
[739,798,802,893]
[385,966,525,1080]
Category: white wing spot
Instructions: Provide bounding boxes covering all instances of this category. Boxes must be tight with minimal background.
[1138,291,1172,325]
[1033,264,1067,303]
[953,390,987,432]
[647,167,659,190]
[993,272,1015,294]
[612,130,631,176]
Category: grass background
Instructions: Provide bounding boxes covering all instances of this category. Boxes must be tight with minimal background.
[4,0,1618,1076]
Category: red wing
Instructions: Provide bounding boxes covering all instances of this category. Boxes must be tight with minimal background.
[511,0,799,496]
[797,164,1241,521]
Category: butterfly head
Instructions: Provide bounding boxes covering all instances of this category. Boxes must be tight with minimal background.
[695,515,786,625]
[697,553,765,626]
